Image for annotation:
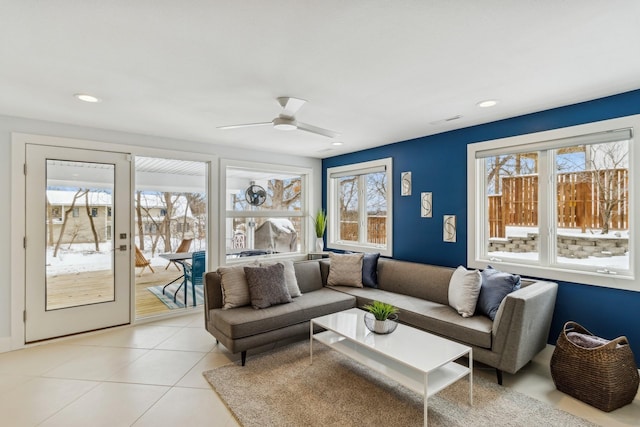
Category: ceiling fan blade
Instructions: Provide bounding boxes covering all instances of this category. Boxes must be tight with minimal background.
[277,97,307,118]
[217,122,271,130]
[296,121,339,139]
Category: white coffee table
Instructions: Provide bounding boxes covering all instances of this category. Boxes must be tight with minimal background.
[310,308,472,427]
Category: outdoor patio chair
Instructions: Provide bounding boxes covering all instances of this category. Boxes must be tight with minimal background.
[135,245,155,275]
[182,250,206,306]
[165,238,193,270]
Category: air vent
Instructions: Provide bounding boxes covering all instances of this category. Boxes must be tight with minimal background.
[429,115,463,126]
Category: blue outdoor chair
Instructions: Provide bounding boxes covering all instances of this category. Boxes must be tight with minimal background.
[183,251,206,307]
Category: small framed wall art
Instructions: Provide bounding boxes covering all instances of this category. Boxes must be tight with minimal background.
[421,192,432,218]
[443,215,456,243]
[401,171,411,196]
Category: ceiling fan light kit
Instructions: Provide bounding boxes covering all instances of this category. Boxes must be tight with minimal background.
[272,117,297,130]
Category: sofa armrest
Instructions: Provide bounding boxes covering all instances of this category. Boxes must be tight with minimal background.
[203,271,224,324]
[491,280,558,373]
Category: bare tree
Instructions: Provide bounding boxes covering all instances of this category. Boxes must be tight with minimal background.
[84,191,100,251]
[486,153,538,195]
[267,179,301,210]
[53,189,88,257]
[588,141,629,234]
[136,191,145,250]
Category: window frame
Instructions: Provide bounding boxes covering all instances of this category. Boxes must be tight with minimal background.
[468,115,639,290]
[220,159,311,264]
[326,157,393,256]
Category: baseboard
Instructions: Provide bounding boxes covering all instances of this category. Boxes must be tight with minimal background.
[0,336,11,353]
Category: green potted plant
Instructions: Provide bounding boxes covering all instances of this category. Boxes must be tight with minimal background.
[313,209,327,252]
[362,301,399,334]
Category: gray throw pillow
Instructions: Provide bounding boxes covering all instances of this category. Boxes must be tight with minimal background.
[476,266,521,320]
[244,263,292,309]
[260,260,302,297]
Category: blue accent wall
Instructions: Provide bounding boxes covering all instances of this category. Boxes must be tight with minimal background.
[323,89,640,365]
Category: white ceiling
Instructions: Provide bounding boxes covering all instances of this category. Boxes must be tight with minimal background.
[2,1,640,159]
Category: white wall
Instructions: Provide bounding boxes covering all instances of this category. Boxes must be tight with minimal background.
[0,114,321,346]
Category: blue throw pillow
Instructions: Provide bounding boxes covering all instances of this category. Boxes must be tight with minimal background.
[362,253,380,288]
[476,266,521,320]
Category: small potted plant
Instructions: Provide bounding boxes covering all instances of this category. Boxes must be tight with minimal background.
[313,209,327,252]
[363,301,399,334]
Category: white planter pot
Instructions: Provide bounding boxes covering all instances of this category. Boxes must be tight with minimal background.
[315,237,324,252]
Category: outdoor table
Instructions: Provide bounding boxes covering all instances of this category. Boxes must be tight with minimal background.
[158,252,193,305]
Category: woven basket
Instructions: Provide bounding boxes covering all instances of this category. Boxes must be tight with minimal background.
[550,321,639,412]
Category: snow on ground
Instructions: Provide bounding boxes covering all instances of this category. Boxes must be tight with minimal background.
[494,226,629,269]
[46,239,206,275]
[505,226,629,239]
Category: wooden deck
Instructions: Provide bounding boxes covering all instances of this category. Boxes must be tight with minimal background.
[46,263,197,319]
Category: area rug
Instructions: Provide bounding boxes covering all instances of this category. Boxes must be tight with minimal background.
[146,282,203,309]
[203,341,596,427]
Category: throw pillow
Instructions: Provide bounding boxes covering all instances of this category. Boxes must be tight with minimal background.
[448,266,482,317]
[476,266,521,320]
[244,263,292,309]
[217,265,251,309]
[327,252,364,287]
[362,253,380,288]
[260,260,302,297]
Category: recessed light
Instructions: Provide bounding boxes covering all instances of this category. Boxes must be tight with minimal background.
[331,141,344,146]
[477,99,498,108]
[74,93,101,103]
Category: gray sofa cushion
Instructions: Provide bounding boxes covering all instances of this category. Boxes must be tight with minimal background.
[329,286,492,349]
[377,258,453,305]
[294,260,324,293]
[211,288,355,339]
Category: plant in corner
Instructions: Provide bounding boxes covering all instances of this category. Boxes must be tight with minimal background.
[362,301,399,334]
[313,208,327,238]
[313,209,327,252]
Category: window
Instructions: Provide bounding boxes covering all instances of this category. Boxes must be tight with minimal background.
[90,207,98,217]
[223,160,309,261]
[72,207,80,217]
[468,115,640,289]
[327,158,392,256]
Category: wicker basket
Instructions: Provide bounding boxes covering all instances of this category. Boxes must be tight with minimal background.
[550,321,639,412]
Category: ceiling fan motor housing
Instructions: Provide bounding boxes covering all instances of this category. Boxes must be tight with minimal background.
[272,117,297,130]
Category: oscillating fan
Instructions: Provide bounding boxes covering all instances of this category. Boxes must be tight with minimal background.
[245,184,267,206]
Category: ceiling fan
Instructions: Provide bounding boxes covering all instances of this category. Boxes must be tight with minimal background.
[217,97,339,139]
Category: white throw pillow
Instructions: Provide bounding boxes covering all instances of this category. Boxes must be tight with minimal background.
[327,253,364,287]
[448,266,482,317]
[260,260,302,298]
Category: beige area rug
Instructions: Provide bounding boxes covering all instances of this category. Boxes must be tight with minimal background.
[203,341,595,427]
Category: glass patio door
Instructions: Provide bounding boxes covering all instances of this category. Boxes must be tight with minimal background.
[25,144,131,342]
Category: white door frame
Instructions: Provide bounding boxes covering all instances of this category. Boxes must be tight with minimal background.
[11,133,218,350]
[25,144,132,342]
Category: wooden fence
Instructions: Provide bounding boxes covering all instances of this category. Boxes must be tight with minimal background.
[340,216,387,244]
[489,169,628,238]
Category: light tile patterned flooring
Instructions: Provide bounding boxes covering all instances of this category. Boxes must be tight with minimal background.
[0,312,638,426]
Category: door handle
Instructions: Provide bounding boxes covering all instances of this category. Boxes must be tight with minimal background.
[111,245,128,252]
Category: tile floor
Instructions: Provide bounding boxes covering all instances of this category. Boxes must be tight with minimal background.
[0,312,638,426]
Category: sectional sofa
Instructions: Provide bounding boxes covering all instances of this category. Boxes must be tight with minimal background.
[203,257,558,384]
